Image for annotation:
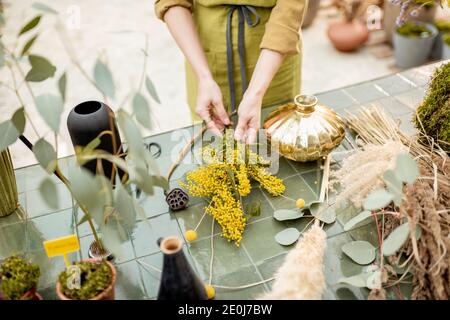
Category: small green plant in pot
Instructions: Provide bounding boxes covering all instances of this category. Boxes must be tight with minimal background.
[431,20,450,59]
[0,255,41,300]
[393,21,437,68]
[56,259,116,300]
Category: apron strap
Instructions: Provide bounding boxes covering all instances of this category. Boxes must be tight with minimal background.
[226,5,260,113]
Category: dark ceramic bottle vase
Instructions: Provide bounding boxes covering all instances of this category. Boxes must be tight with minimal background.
[67,101,125,180]
[157,236,208,300]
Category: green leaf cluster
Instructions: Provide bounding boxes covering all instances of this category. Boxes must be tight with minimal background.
[414,62,450,152]
[58,260,112,300]
[0,255,40,300]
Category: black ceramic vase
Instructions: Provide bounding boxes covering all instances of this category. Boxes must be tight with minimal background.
[157,236,208,300]
[67,101,125,180]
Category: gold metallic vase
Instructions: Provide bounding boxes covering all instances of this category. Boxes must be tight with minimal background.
[263,94,346,162]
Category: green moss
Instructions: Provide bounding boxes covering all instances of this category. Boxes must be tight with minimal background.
[0,255,40,300]
[58,260,112,300]
[435,20,450,33]
[397,22,432,37]
[443,33,450,46]
[414,62,450,152]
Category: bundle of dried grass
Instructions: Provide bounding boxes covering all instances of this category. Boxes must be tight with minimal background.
[344,106,450,300]
[260,222,327,300]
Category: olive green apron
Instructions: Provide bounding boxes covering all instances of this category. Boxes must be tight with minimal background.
[186,1,301,122]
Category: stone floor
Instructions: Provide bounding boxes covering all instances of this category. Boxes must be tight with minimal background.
[0,1,448,169]
[0,62,442,299]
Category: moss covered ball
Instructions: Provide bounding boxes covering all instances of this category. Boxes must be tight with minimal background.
[0,255,40,300]
[414,62,450,152]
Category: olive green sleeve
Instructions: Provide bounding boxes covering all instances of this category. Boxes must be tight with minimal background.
[154,0,193,20]
[260,0,307,55]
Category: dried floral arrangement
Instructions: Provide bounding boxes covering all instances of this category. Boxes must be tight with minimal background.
[335,107,450,299]
[392,0,444,26]
[180,131,285,245]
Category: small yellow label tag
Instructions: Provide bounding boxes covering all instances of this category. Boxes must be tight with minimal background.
[43,234,80,258]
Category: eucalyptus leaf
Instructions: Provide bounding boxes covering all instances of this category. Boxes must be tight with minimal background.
[383,169,403,206]
[113,182,137,230]
[11,107,26,134]
[363,188,393,211]
[145,76,161,104]
[342,241,376,265]
[39,177,59,209]
[18,15,41,36]
[58,72,67,101]
[273,209,304,221]
[343,210,372,231]
[133,166,154,196]
[32,2,58,14]
[20,34,38,56]
[33,138,57,173]
[338,273,371,288]
[94,59,115,99]
[117,110,144,157]
[309,204,336,224]
[68,166,112,226]
[25,55,56,82]
[132,93,152,129]
[100,221,124,258]
[35,94,63,132]
[275,228,300,246]
[396,153,419,184]
[382,221,410,256]
[0,120,20,152]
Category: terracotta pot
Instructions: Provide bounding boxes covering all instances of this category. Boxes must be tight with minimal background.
[327,20,369,52]
[383,0,436,44]
[56,259,117,300]
[21,288,43,300]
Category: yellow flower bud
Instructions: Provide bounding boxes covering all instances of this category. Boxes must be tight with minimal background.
[296,198,305,209]
[185,230,198,242]
[205,284,215,299]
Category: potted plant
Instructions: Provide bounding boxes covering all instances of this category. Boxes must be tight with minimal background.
[56,259,116,300]
[0,255,42,300]
[384,0,437,44]
[327,0,373,52]
[442,33,450,59]
[393,21,437,68]
[431,20,450,59]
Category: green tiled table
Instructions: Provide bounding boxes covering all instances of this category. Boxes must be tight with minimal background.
[1,61,443,300]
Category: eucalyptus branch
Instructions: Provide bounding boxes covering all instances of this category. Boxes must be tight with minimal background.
[55,20,107,102]
[7,62,40,138]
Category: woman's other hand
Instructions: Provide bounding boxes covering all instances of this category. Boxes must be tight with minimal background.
[234,92,262,144]
[196,77,230,136]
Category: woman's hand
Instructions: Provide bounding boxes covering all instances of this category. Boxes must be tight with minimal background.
[234,92,262,144]
[196,77,230,136]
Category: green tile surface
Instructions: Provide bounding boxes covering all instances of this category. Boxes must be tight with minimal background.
[1,63,438,299]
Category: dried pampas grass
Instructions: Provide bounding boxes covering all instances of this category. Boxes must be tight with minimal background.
[260,222,327,300]
[332,141,406,207]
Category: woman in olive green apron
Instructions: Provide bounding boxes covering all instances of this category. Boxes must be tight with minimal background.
[155,0,306,143]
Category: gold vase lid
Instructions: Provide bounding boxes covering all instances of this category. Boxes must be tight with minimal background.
[263,94,346,162]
